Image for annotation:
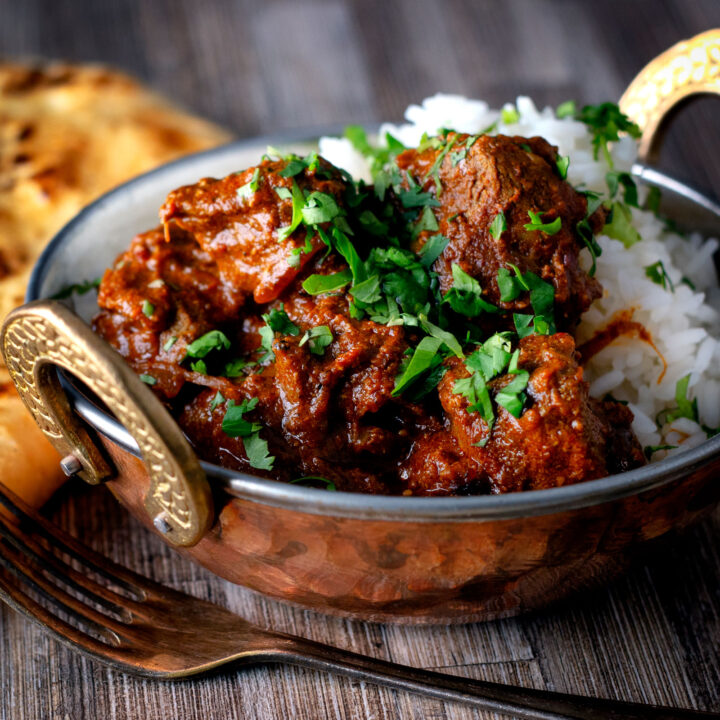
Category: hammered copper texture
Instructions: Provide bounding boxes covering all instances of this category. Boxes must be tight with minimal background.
[101,437,720,624]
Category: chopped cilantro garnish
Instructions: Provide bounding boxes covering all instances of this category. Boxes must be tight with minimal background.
[302,191,342,225]
[644,444,677,461]
[498,267,555,336]
[343,126,406,179]
[443,264,498,318]
[392,336,444,396]
[489,211,507,241]
[555,100,576,118]
[412,206,439,239]
[495,370,530,417]
[302,269,352,295]
[606,171,638,207]
[398,183,440,209]
[259,305,300,362]
[523,210,562,235]
[453,372,494,427]
[644,260,674,291]
[299,325,333,355]
[237,167,261,199]
[190,359,207,374]
[243,432,275,471]
[209,391,225,411]
[645,186,662,214]
[501,106,520,124]
[290,476,337,491]
[223,358,255,377]
[556,155,570,180]
[277,180,307,242]
[275,186,292,200]
[657,374,698,426]
[576,217,602,276]
[604,202,641,247]
[186,329,231,358]
[418,234,449,267]
[139,374,156,386]
[573,102,642,168]
[50,277,101,300]
[163,336,177,352]
[221,397,274,471]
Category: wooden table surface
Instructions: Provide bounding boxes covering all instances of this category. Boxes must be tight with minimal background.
[1,1,720,718]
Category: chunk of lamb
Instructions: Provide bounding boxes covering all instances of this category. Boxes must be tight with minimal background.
[176,278,414,494]
[94,226,242,398]
[159,156,349,305]
[438,333,645,493]
[396,134,604,329]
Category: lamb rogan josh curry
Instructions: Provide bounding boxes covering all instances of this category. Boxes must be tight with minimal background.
[93,129,646,495]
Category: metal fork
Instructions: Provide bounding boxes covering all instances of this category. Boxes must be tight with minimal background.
[0,484,715,720]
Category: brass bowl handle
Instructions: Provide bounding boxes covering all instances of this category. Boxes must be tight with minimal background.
[619,28,720,164]
[0,301,212,547]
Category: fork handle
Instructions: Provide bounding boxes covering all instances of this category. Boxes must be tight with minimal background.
[266,634,717,720]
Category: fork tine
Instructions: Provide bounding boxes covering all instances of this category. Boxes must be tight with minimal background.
[0,482,177,599]
[0,544,124,646]
[0,504,145,616]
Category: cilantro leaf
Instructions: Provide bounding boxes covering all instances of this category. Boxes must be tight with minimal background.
[574,102,641,168]
[301,191,342,225]
[223,358,255,377]
[418,234,449,267]
[556,100,576,118]
[556,155,570,180]
[453,372,494,426]
[657,374,698,426]
[501,106,520,124]
[489,211,507,241]
[290,475,337,491]
[412,206,439,239]
[190,359,207,374]
[644,260,674,291]
[237,167,261,199]
[576,218,602,276]
[209,391,225,411]
[259,305,300,362]
[644,444,677,461]
[606,171,638,207]
[299,325,333,355]
[243,432,275,471]
[277,180,307,241]
[50,277,101,300]
[263,305,300,335]
[392,336,444,396]
[604,202,641,247]
[302,269,352,295]
[443,264,498,318]
[420,317,464,358]
[523,210,562,235]
[185,329,231,358]
[495,371,529,417]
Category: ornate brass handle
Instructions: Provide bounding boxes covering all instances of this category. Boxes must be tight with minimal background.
[0,301,212,547]
[619,28,720,164]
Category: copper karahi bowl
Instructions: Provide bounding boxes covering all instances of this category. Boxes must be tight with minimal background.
[3,32,720,623]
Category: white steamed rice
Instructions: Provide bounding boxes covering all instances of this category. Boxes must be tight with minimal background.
[318,94,720,459]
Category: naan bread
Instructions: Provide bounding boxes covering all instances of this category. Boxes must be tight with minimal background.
[0,61,232,505]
